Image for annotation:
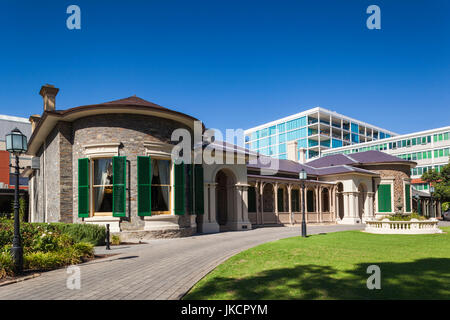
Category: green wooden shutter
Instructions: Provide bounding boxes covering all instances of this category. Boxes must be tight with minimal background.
[377,184,392,212]
[137,156,151,216]
[405,184,411,212]
[194,164,204,215]
[188,164,194,213]
[78,158,90,218]
[113,156,126,217]
[174,162,185,215]
[248,187,256,212]
[277,188,284,212]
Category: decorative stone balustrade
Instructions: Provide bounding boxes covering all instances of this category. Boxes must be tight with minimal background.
[365,218,443,234]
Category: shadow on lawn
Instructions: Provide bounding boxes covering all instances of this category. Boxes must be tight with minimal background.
[185,258,450,300]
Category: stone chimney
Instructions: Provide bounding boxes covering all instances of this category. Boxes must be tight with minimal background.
[298,147,307,164]
[29,114,41,133]
[39,84,59,112]
[286,140,298,162]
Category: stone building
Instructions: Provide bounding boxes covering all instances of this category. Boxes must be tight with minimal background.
[246,147,417,226]
[25,85,418,239]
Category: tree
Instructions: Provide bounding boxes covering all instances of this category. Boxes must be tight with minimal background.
[421,159,450,202]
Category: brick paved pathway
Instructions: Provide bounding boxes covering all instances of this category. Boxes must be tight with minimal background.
[0,224,363,300]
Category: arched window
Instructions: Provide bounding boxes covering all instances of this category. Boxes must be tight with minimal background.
[263,184,274,212]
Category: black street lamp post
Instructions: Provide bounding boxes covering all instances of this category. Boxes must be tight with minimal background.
[299,168,307,237]
[6,128,28,273]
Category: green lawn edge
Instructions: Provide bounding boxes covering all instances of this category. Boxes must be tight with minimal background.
[184,227,450,300]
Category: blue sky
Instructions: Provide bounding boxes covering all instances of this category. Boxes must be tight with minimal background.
[0,0,448,135]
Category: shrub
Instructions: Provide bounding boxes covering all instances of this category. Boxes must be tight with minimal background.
[111,234,121,245]
[0,219,97,279]
[32,232,61,252]
[73,242,94,257]
[24,243,94,271]
[0,220,106,248]
[24,251,66,270]
[0,251,14,278]
[385,212,427,221]
[57,223,106,246]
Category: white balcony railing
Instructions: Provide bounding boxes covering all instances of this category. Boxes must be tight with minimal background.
[365,218,442,234]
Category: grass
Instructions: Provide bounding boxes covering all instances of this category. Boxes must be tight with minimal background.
[184,227,450,300]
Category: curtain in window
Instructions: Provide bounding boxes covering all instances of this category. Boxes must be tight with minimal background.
[94,158,112,212]
[158,160,170,208]
[151,159,171,212]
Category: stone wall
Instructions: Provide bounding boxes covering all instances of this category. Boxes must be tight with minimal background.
[43,126,60,222]
[365,164,411,213]
[30,123,74,223]
[58,122,74,223]
[30,146,44,222]
[72,113,194,231]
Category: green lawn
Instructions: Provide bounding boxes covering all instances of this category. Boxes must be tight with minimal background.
[184,227,450,300]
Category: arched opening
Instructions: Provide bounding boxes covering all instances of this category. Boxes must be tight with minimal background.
[322,188,329,212]
[306,188,315,212]
[291,187,300,212]
[358,183,367,219]
[337,183,344,220]
[263,183,274,212]
[248,185,257,213]
[277,185,287,212]
[215,169,237,228]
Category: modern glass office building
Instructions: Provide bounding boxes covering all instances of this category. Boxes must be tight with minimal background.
[322,126,450,192]
[244,107,396,160]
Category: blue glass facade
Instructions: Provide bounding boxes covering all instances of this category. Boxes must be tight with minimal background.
[245,110,393,160]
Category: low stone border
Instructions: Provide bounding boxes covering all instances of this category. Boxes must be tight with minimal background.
[365,218,443,234]
[0,273,41,287]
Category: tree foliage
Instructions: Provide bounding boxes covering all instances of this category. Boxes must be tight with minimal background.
[421,159,450,202]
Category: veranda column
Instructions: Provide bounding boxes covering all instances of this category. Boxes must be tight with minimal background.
[288,184,292,225]
[255,181,260,224]
[260,182,265,225]
[235,184,243,224]
[242,185,250,225]
[315,186,320,223]
[274,183,279,223]
[367,192,374,220]
[343,192,351,220]
[201,182,220,233]
[335,188,340,222]
[233,184,252,230]
[353,191,360,220]
[350,192,356,219]
[318,186,323,223]
[304,185,308,223]
[328,187,332,222]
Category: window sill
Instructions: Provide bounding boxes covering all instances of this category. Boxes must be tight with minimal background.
[143,215,180,231]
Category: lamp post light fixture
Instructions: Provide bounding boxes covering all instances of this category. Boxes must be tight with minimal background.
[429,185,435,218]
[299,168,307,237]
[6,127,28,273]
